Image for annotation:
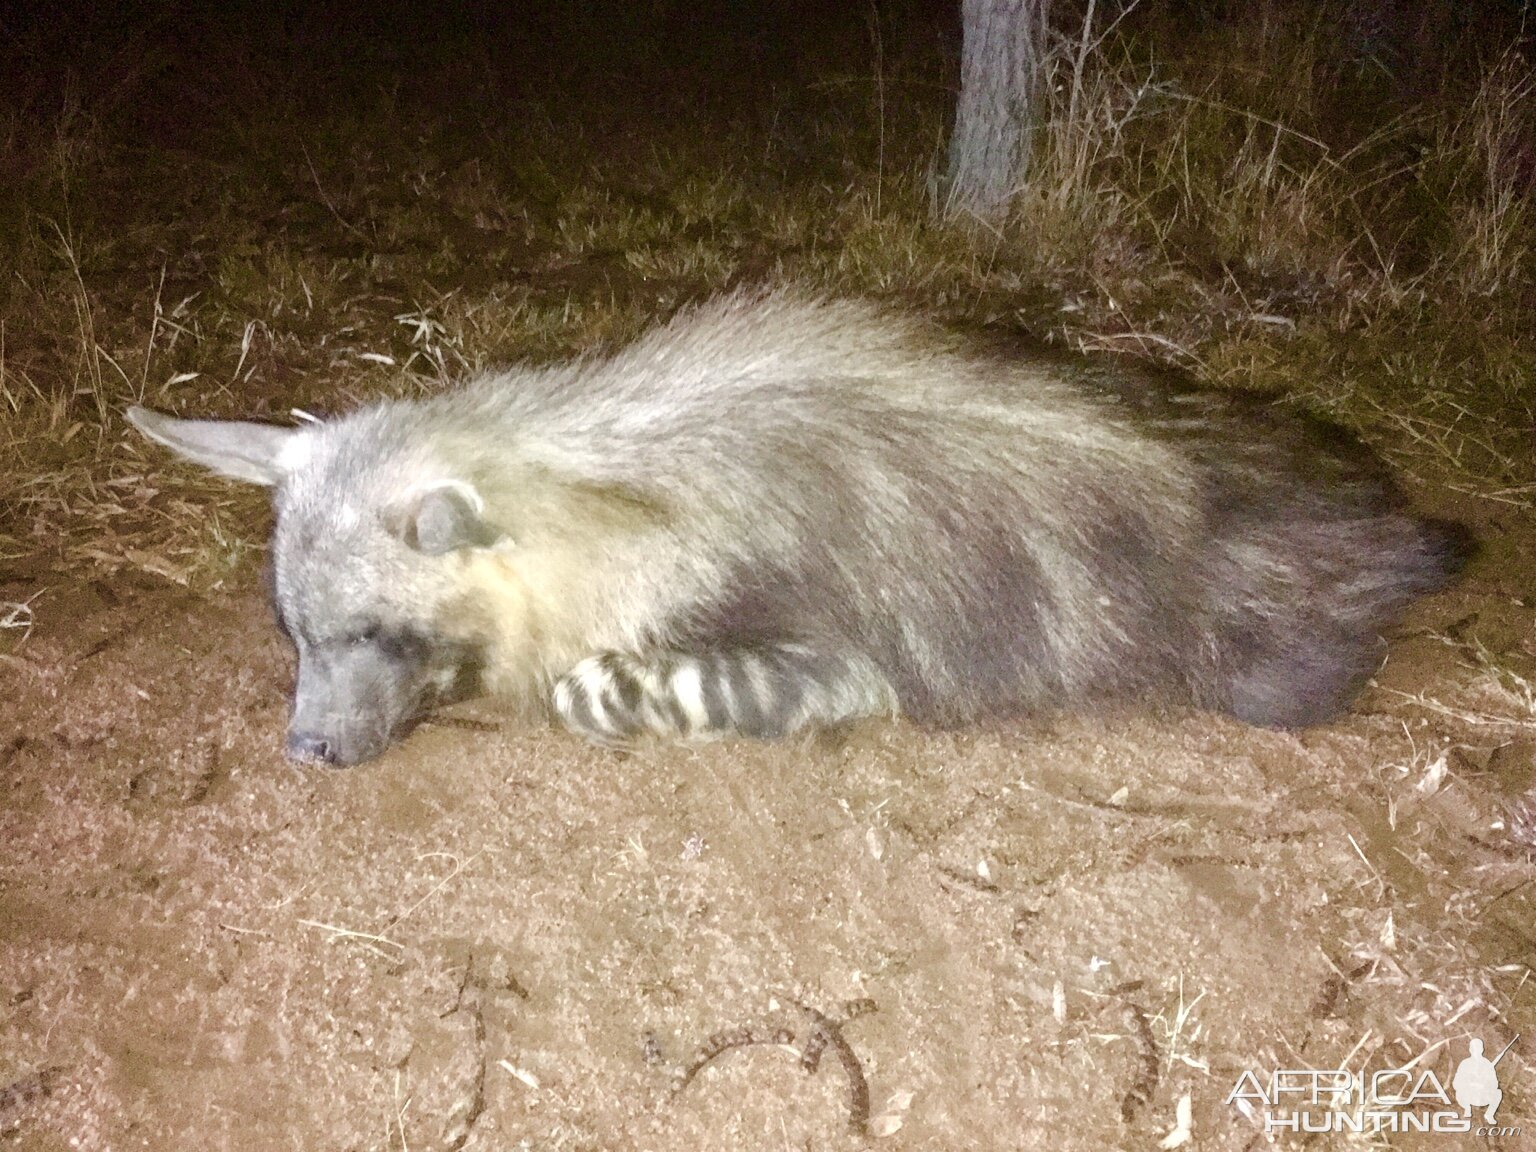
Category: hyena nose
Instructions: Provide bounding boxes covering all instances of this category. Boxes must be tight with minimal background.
[286,731,339,765]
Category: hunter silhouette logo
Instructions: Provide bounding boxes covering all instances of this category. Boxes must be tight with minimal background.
[1228,1034,1522,1136]
[1453,1036,1516,1124]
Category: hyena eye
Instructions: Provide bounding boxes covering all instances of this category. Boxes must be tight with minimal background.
[345,623,382,647]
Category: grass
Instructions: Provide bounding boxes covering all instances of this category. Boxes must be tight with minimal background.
[0,1,1532,591]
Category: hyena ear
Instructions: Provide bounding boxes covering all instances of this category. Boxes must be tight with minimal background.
[384,480,506,555]
[126,406,314,486]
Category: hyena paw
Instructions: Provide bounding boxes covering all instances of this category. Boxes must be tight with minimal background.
[551,646,896,746]
[552,652,657,746]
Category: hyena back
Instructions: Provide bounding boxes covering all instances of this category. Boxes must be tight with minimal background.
[127,291,1471,765]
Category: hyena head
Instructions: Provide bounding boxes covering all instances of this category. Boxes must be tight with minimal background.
[127,405,496,767]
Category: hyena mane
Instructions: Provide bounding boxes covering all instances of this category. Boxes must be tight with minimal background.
[127,289,1471,765]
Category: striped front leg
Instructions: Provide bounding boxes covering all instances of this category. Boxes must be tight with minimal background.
[551,646,896,746]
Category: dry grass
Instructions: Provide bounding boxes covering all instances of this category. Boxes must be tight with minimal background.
[1389,633,1536,733]
[0,2,1532,591]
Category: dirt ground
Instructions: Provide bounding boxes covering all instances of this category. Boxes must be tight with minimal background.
[0,485,1532,1152]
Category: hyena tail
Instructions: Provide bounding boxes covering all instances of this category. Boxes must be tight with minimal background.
[1420,517,1480,584]
[1216,514,1475,729]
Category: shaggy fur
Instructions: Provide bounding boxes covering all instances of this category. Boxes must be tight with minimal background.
[128,290,1471,765]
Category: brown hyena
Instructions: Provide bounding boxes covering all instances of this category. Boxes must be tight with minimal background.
[128,290,1472,765]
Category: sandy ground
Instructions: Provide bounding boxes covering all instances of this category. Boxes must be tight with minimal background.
[2,492,1533,1151]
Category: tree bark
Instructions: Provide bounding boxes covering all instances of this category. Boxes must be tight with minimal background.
[943,0,1052,223]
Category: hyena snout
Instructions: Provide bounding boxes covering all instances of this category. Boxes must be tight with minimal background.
[285,730,342,766]
[284,715,396,767]
[284,644,426,767]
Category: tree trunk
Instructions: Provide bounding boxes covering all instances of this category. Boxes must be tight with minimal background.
[943,0,1052,223]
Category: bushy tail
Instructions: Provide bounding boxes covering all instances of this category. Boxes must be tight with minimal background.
[1418,517,1479,588]
[1210,511,1474,729]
